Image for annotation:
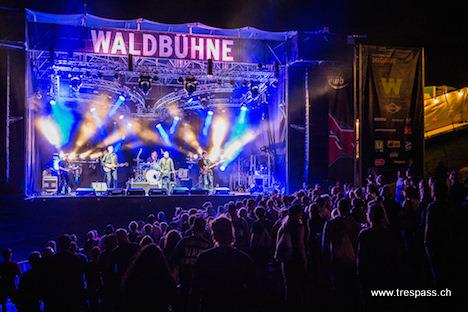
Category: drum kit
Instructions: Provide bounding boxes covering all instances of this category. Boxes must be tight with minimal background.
[133,160,162,186]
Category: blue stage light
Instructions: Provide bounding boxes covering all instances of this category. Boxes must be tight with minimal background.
[49,99,56,105]
[109,95,126,117]
[240,105,248,112]
[156,123,171,146]
[50,100,75,146]
[169,116,181,134]
[203,110,214,136]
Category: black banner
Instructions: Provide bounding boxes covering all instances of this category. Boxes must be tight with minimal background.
[359,45,424,182]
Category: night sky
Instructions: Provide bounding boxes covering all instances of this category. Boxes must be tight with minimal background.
[1,0,466,87]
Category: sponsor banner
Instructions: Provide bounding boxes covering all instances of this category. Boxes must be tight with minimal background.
[359,45,424,180]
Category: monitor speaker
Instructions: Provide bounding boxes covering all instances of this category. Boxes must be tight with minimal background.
[126,188,146,196]
[107,188,125,196]
[148,188,167,196]
[76,188,96,196]
[172,187,190,195]
[214,187,230,195]
[190,187,210,195]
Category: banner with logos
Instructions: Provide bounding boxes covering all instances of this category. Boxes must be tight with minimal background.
[358,45,424,181]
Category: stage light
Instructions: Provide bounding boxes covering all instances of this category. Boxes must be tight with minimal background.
[207,59,213,76]
[184,76,197,95]
[90,107,96,113]
[220,165,226,171]
[210,117,228,161]
[37,117,62,147]
[203,110,214,136]
[49,99,56,105]
[156,123,171,146]
[250,85,259,98]
[170,116,181,134]
[221,130,258,169]
[458,91,464,97]
[241,105,248,112]
[119,115,124,120]
[127,123,133,128]
[139,75,152,95]
[69,74,82,92]
[109,95,126,117]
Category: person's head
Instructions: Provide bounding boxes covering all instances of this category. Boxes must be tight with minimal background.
[151,151,158,159]
[70,234,77,242]
[254,206,266,219]
[129,221,138,233]
[367,202,388,227]
[107,145,114,153]
[90,246,100,261]
[211,217,234,246]
[202,151,207,159]
[143,223,153,235]
[431,181,448,201]
[337,198,352,217]
[163,151,169,158]
[139,235,154,247]
[70,241,79,254]
[42,246,55,257]
[46,240,56,252]
[87,230,96,241]
[238,207,248,219]
[227,202,237,217]
[159,222,168,234]
[147,214,156,224]
[163,230,182,250]
[58,234,72,252]
[101,233,117,251]
[105,224,114,235]
[192,217,206,235]
[157,211,166,222]
[115,228,130,246]
[28,251,41,268]
[379,184,392,199]
[288,204,303,222]
[2,248,12,261]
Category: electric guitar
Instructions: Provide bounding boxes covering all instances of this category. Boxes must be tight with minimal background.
[200,160,223,174]
[103,162,128,173]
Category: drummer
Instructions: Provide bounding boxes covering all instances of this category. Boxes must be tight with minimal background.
[147,150,160,170]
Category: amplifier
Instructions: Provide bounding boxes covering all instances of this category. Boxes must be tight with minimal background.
[42,175,58,195]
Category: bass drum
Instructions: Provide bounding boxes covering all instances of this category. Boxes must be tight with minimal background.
[145,169,161,185]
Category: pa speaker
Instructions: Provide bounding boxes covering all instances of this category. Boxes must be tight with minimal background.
[126,188,146,196]
[172,187,190,195]
[76,188,96,196]
[148,188,167,196]
[107,188,125,196]
[190,187,209,195]
[214,187,230,195]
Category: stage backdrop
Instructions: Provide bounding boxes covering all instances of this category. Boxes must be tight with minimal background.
[357,45,424,183]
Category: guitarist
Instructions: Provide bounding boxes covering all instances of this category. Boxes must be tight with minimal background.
[198,151,214,192]
[159,151,176,192]
[101,145,119,188]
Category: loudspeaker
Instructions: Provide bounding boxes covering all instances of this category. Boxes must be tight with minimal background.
[126,188,146,196]
[76,188,96,196]
[190,187,210,195]
[92,182,107,193]
[107,188,125,196]
[148,188,167,196]
[42,175,58,195]
[172,187,190,195]
[214,187,230,195]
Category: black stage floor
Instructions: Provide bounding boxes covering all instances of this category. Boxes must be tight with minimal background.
[0,193,253,260]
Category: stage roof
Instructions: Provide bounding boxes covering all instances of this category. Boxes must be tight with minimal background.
[26,9,297,42]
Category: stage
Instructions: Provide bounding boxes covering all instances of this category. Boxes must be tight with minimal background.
[0,193,254,260]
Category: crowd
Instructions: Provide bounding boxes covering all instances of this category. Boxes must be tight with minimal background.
[0,167,467,312]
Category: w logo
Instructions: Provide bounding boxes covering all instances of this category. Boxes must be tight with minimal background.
[381,78,402,96]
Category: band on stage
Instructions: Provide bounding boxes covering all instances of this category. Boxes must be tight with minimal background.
[47,146,218,195]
